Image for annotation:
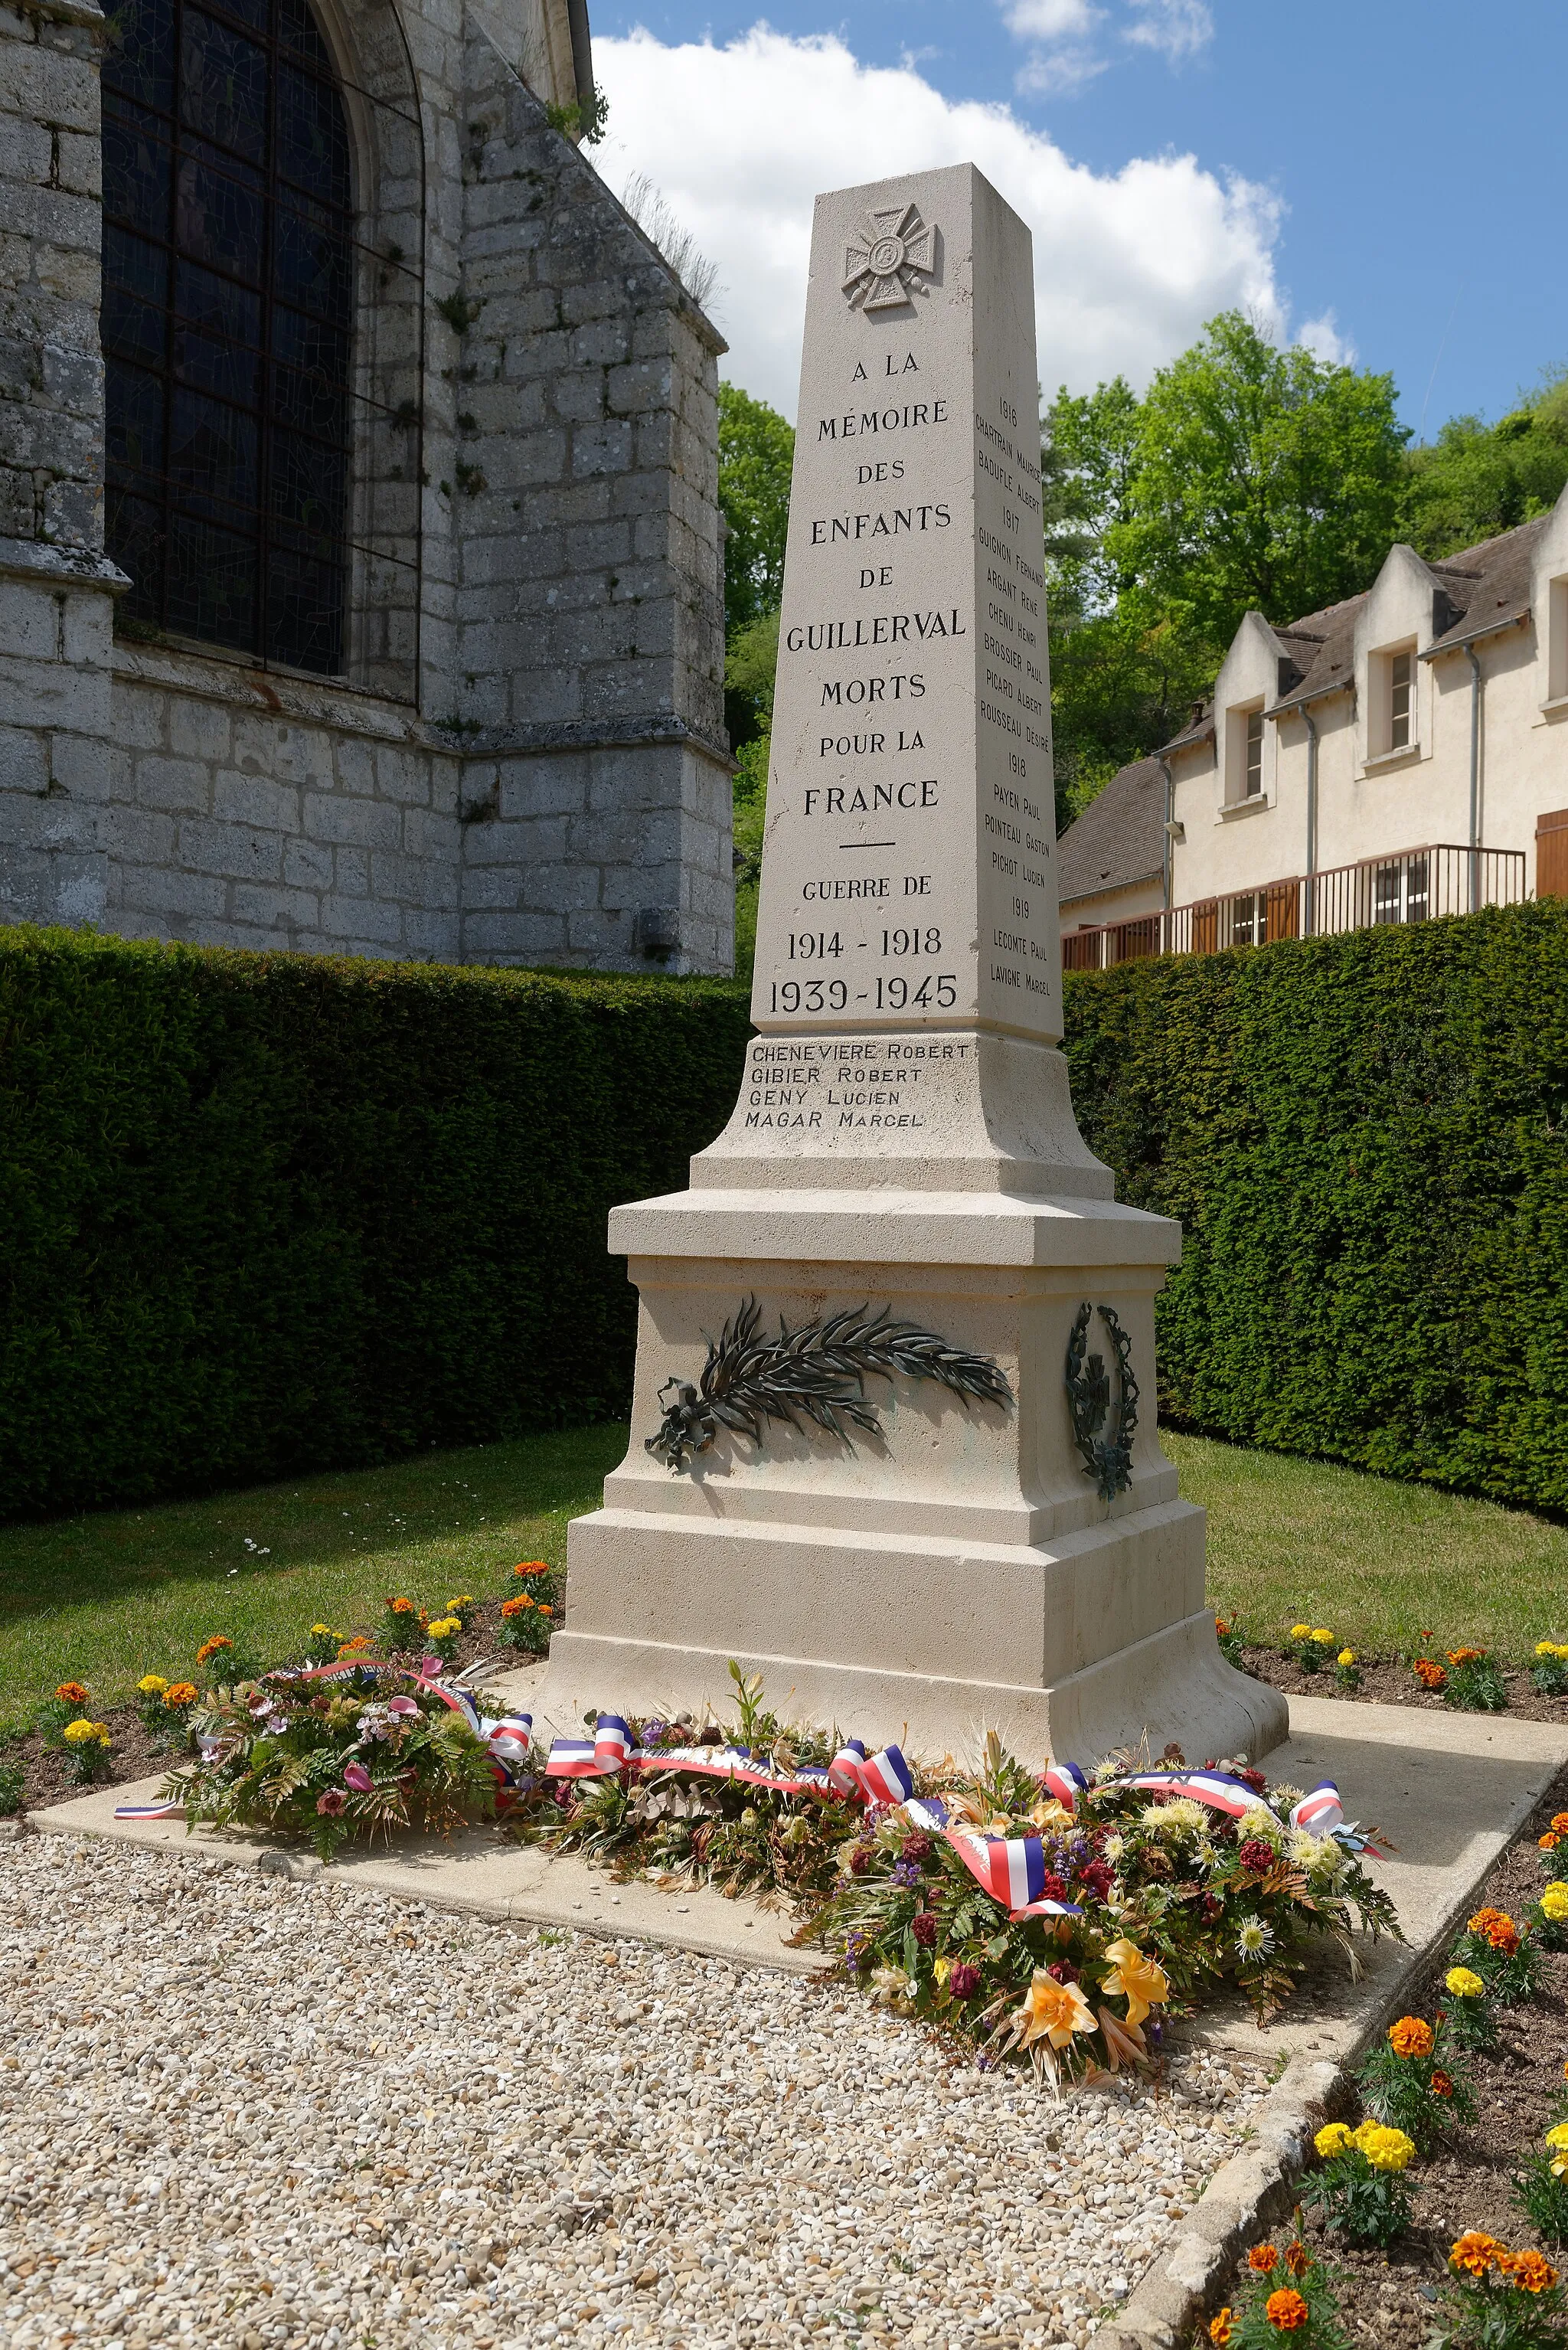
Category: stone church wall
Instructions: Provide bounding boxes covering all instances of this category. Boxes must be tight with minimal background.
[0,0,733,972]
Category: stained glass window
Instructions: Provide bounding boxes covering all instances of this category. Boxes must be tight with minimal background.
[102,0,355,675]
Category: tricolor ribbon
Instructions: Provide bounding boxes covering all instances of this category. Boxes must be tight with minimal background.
[904,1796,1083,1924]
[541,1716,915,1806]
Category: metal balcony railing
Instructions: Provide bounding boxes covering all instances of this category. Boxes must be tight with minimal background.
[1060,845,1528,972]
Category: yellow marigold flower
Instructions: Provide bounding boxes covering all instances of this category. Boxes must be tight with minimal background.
[1539,1640,1560,1658]
[1502,2251,1559,2294]
[1450,2234,1502,2279]
[1354,2122,1415,2172]
[1337,1649,1356,1668]
[137,1675,169,1696]
[1542,1885,1568,1923]
[932,1956,951,1987]
[1311,1629,1334,1646]
[1445,1966,1485,1999]
[1545,2123,1568,2152]
[447,1595,474,1612]
[426,1617,461,1639]
[1315,2123,1355,2158]
[1099,1937,1169,2027]
[1289,1624,1312,1640]
[1265,2288,1309,2332]
[1387,2017,1434,2060]
[63,1718,107,1744]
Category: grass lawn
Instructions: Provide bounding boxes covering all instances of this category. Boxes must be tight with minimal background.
[0,1424,627,1725]
[2,1423,1563,1723]
[1167,1429,1568,1662]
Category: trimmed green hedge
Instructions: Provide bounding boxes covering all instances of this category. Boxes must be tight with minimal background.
[1062,901,1568,1515]
[0,931,751,1521]
[5,906,1566,1523]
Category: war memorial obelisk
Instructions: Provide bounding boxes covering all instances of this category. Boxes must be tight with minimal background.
[543,164,1287,1764]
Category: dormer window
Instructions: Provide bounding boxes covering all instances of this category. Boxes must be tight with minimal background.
[1225,701,1266,805]
[1370,640,1418,757]
[1549,575,1568,704]
[1390,650,1413,749]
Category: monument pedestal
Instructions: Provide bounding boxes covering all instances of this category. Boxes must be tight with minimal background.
[541,163,1285,1768]
[544,1181,1287,1763]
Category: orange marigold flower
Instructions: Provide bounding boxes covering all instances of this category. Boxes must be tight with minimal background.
[513,1561,549,1578]
[1542,1833,1562,1851]
[1414,1659,1447,1689]
[1431,2070,1455,2099]
[1265,2289,1309,2332]
[1248,2246,1279,2276]
[1387,2016,1434,2060]
[1451,2234,1504,2279]
[194,1636,232,1665]
[164,1682,198,1708]
[537,1603,554,1618]
[1284,2244,1311,2280]
[55,1682,91,1706]
[1209,2312,1234,2347]
[1447,1647,1485,1666]
[1467,1907,1520,1955]
[386,1597,416,1615]
[1553,1812,1568,1834]
[1502,2251,1559,2294]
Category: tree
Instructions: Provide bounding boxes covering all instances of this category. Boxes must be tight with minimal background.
[1400,373,1568,560]
[1115,312,1407,646]
[1041,378,1210,829]
[1040,314,1409,831]
[718,381,794,642]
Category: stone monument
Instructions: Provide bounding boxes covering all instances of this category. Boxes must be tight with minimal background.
[541,163,1288,1766]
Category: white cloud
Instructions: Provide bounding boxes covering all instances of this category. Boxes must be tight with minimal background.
[1296,311,1354,367]
[1004,0,1101,37]
[593,25,1286,418]
[1122,0,1214,62]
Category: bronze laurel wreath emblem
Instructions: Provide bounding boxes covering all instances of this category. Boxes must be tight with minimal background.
[647,1297,1013,1473]
[1064,1302,1139,1504]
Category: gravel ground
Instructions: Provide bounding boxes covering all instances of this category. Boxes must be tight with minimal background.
[0,1832,1276,2350]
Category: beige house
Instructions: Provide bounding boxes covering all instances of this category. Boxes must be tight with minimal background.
[1058,483,1568,964]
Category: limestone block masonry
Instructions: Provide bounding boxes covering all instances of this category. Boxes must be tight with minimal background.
[544,165,1287,1767]
[0,0,731,971]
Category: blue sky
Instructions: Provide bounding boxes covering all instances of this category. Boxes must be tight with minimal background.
[590,0,1564,433]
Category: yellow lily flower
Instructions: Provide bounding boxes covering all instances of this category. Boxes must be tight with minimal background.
[1101,1937,1169,2027]
[1014,1969,1096,2051]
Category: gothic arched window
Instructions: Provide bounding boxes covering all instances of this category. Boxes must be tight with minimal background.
[102,0,354,674]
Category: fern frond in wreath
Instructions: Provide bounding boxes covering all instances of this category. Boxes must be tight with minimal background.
[1064,1301,1138,1504]
[647,1297,1013,1472]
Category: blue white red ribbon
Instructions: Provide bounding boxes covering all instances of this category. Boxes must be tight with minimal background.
[904,1796,1083,1924]
[540,1715,915,1806]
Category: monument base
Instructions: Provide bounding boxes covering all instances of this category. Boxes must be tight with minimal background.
[544,1524,1287,1767]
[540,1182,1289,1771]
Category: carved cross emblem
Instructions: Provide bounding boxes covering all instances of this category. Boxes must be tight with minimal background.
[842,202,938,312]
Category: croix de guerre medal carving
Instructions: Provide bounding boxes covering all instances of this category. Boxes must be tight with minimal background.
[841,201,939,312]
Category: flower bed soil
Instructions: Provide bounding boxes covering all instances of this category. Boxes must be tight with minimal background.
[1201,1762,1568,2350]
[1238,1646,1568,1725]
[11,1596,528,1813]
